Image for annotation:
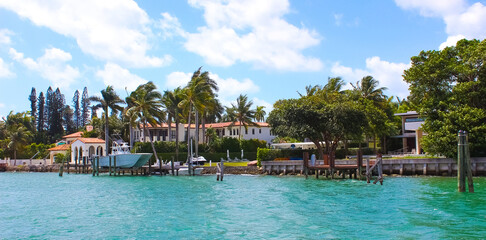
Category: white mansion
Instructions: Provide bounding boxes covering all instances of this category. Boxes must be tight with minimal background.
[133,122,275,144]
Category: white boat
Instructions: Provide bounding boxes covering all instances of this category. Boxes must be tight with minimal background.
[98,141,152,169]
[178,167,203,175]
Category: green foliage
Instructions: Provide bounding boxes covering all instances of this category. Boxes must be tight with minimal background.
[54,153,69,163]
[404,39,486,157]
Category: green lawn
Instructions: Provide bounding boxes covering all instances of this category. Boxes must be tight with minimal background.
[204,162,248,167]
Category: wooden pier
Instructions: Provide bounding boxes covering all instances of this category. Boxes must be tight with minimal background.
[261,156,486,177]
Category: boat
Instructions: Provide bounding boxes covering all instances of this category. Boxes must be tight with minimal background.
[177,156,206,175]
[98,141,152,169]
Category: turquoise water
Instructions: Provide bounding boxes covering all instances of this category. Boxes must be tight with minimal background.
[1,173,485,239]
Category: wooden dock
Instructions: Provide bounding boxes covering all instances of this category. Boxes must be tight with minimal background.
[261,157,486,176]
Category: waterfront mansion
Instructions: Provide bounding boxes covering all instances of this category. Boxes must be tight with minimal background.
[132,122,275,144]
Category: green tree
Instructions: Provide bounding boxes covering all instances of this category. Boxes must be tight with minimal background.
[162,87,185,160]
[404,39,486,157]
[254,106,266,122]
[90,86,125,155]
[227,94,257,140]
[126,82,165,163]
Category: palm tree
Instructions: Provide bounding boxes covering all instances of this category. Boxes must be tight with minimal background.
[126,82,165,165]
[180,67,218,158]
[228,94,257,140]
[351,75,387,101]
[254,106,266,122]
[162,87,184,161]
[8,125,32,165]
[89,86,125,156]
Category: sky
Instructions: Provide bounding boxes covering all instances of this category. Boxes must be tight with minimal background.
[0,0,485,118]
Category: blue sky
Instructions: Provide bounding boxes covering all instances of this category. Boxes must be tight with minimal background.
[0,0,485,118]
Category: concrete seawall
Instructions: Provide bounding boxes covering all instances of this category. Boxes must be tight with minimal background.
[261,158,486,176]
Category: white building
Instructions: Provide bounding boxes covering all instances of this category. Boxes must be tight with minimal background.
[133,122,275,144]
[393,111,425,154]
[48,132,105,164]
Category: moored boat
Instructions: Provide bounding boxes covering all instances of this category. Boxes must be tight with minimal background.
[99,141,152,169]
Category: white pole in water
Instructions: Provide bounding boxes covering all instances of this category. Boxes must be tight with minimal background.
[227,149,229,161]
[241,149,244,160]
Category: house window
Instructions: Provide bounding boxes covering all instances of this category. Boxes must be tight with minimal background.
[252,129,255,135]
[229,129,232,135]
[222,129,225,136]
[259,129,262,134]
[245,129,248,134]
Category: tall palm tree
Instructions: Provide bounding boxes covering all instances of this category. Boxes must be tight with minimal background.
[180,67,218,158]
[162,87,184,161]
[254,106,266,122]
[228,94,257,140]
[126,82,165,164]
[89,86,125,156]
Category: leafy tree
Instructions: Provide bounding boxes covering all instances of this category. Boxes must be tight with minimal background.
[162,87,185,160]
[403,39,486,157]
[90,86,125,155]
[180,67,218,158]
[254,106,266,122]
[227,94,257,140]
[126,82,165,163]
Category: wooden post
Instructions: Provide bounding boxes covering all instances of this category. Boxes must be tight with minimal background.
[171,156,175,176]
[366,158,370,183]
[96,156,100,176]
[114,156,117,176]
[92,157,95,176]
[423,163,427,175]
[463,131,474,193]
[458,130,466,192]
[303,152,309,179]
[75,157,78,174]
[109,156,112,176]
[59,159,64,177]
[357,149,363,179]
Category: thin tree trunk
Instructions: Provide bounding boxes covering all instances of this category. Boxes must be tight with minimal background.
[145,120,159,175]
[195,110,199,157]
[175,116,179,162]
[167,113,172,142]
[187,104,192,162]
[373,134,377,153]
[202,115,206,144]
[311,139,324,160]
[239,120,242,140]
[105,107,109,156]
[129,125,133,150]
[14,150,17,166]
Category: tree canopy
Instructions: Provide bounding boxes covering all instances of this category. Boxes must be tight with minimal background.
[404,39,486,157]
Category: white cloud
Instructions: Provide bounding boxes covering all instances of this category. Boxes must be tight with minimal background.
[439,34,466,49]
[0,29,13,45]
[331,56,411,99]
[0,58,15,78]
[252,97,273,113]
[181,0,322,71]
[166,71,192,89]
[96,63,148,92]
[9,47,79,88]
[395,0,486,47]
[158,12,187,40]
[0,0,171,68]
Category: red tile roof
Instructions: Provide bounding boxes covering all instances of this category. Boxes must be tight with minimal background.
[72,138,105,144]
[63,131,83,139]
[49,144,70,151]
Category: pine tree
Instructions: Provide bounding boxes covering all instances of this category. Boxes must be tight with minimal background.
[81,87,90,126]
[45,87,53,135]
[63,105,75,133]
[37,92,45,132]
[73,90,80,130]
[29,87,37,128]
